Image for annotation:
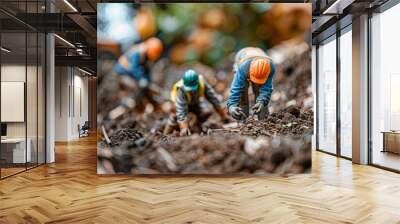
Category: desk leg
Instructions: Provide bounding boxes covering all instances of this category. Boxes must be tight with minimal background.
[382,133,386,153]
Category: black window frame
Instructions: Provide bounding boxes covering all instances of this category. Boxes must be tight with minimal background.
[314,17,353,161]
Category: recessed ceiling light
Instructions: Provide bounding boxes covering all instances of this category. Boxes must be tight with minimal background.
[322,0,354,15]
[78,67,93,76]
[54,34,75,48]
[1,47,11,53]
[63,0,78,12]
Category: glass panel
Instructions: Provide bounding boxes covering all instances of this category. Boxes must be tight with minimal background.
[371,4,400,171]
[1,30,27,177]
[0,1,46,178]
[317,36,337,154]
[312,46,317,150]
[339,29,352,158]
[38,32,45,165]
[26,0,39,169]
[27,31,38,169]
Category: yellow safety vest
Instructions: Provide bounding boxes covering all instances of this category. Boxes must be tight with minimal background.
[171,75,205,103]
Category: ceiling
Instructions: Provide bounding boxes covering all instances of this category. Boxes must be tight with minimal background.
[0,0,386,71]
[311,0,390,44]
[0,0,99,73]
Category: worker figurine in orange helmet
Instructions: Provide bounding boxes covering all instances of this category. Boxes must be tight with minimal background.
[164,69,229,136]
[114,37,163,109]
[227,47,276,120]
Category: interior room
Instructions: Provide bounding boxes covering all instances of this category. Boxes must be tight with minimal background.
[370,3,400,171]
[315,25,354,159]
[0,0,96,179]
[54,66,91,141]
[0,21,46,178]
[0,0,399,223]
[314,0,400,171]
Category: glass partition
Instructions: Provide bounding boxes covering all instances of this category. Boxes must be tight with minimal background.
[27,31,38,169]
[317,36,337,154]
[0,1,46,179]
[27,0,37,170]
[339,28,352,158]
[371,4,400,171]
[1,30,28,177]
[38,32,45,165]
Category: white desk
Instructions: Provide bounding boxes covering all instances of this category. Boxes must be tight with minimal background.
[1,138,32,163]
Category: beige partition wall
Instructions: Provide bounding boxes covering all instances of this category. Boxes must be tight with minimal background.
[352,14,369,164]
[27,31,38,169]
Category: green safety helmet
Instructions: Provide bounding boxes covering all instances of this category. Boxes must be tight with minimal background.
[182,69,199,92]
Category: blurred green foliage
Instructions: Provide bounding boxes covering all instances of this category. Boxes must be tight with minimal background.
[151,4,273,66]
[99,3,280,67]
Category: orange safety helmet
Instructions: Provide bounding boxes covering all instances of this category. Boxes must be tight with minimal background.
[249,58,271,85]
[144,37,163,61]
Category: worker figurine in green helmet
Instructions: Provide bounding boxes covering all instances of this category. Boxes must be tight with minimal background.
[164,69,230,136]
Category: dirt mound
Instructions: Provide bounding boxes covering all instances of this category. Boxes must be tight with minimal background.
[213,106,313,137]
[241,108,313,137]
[97,40,313,175]
[108,128,144,147]
[98,132,311,175]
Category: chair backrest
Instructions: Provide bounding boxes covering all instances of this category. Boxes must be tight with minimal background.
[82,121,90,129]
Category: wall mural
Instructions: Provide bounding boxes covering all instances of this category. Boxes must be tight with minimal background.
[97,3,313,175]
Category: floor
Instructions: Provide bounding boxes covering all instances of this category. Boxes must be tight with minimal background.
[0,136,400,223]
[1,163,42,178]
[0,167,25,178]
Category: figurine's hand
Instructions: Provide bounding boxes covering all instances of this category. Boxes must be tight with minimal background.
[229,106,245,120]
[251,102,264,114]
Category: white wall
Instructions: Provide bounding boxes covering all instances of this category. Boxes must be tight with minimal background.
[1,63,46,164]
[1,65,41,139]
[54,67,89,141]
[1,65,26,138]
[55,66,69,141]
[72,73,89,138]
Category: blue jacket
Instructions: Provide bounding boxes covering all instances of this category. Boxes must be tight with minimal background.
[114,49,150,82]
[227,58,275,109]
